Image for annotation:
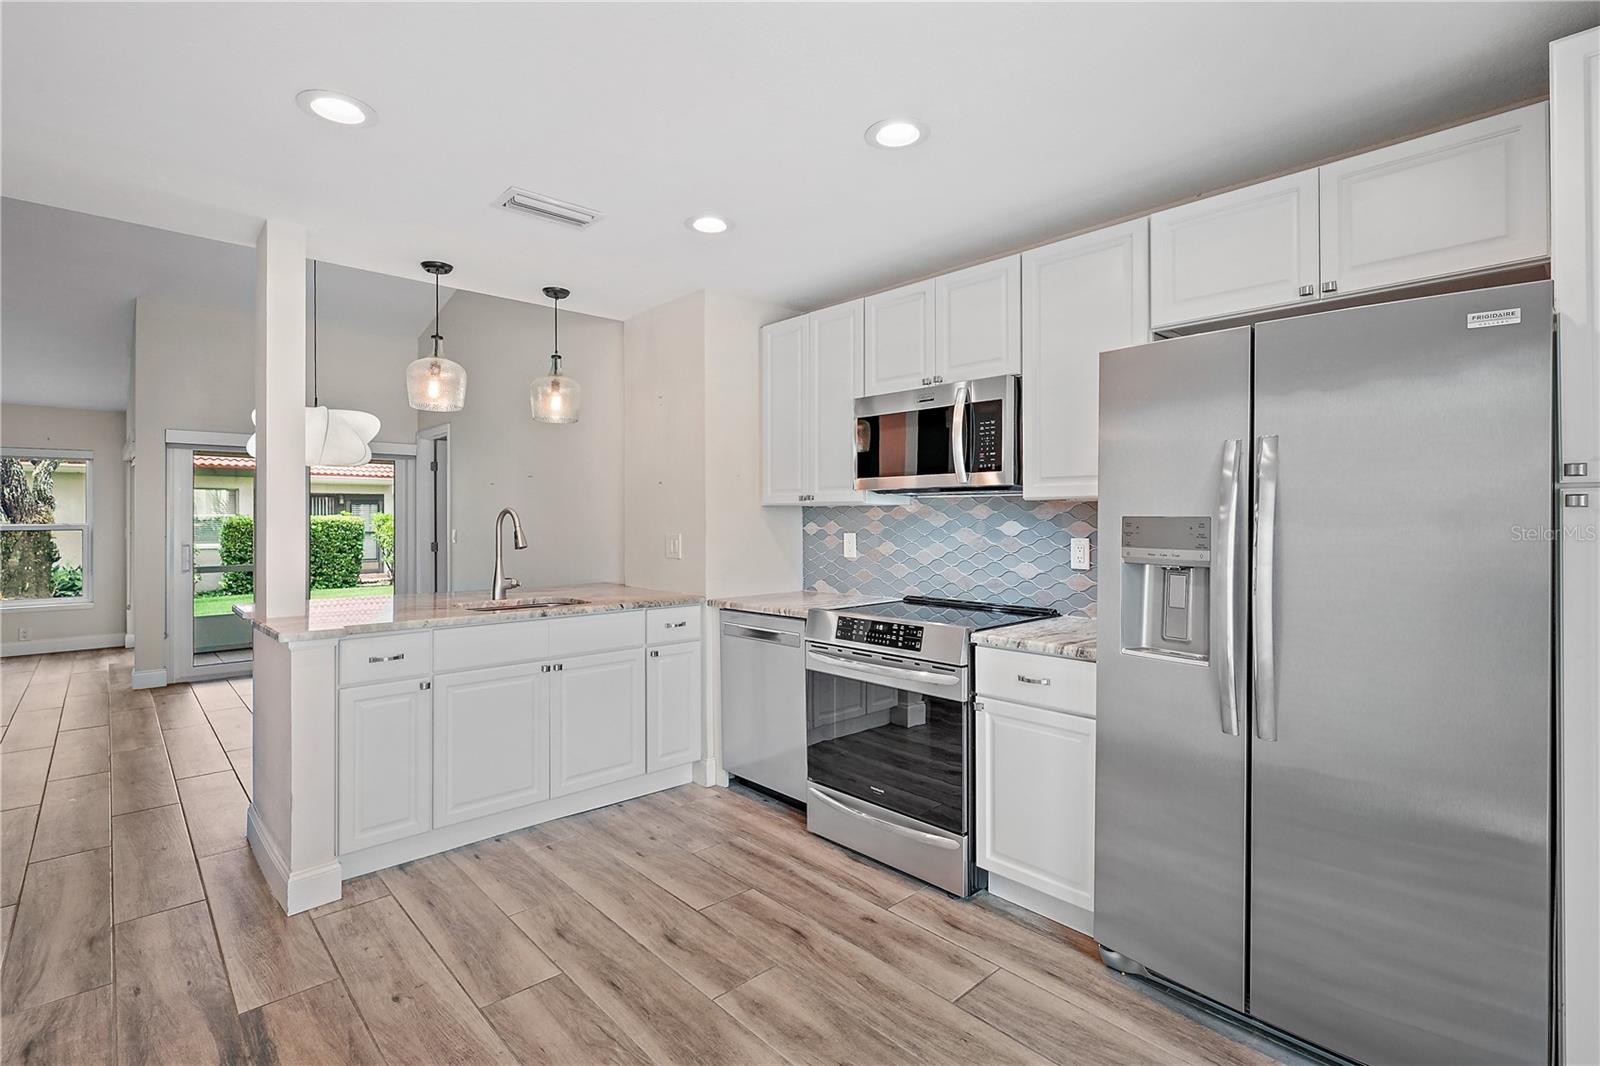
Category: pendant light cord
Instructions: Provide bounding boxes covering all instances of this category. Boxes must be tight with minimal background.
[312,259,319,407]
[432,269,443,355]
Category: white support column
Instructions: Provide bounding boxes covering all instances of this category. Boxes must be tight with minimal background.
[253,219,308,618]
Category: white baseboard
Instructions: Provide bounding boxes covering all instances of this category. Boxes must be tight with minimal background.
[131,668,168,690]
[123,633,134,649]
[986,872,1094,936]
[248,806,342,916]
[0,631,128,658]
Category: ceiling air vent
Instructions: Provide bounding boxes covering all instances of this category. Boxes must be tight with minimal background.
[496,187,602,229]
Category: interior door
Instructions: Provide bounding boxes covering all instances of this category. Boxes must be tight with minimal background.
[1250,283,1553,1065]
[1094,327,1251,1011]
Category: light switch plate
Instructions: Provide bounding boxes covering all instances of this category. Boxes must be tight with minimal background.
[665,533,683,560]
[843,532,858,560]
[1070,537,1091,571]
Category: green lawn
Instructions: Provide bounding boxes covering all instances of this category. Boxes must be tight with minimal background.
[193,584,394,617]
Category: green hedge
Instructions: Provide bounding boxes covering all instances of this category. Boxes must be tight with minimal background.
[219,515,254,595]
[309,514,366,589]
[372,512,395,576]
[215,513,366,593]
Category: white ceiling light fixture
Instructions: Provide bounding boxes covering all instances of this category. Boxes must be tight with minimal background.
[688,216,730,234]
[531,286,581,424]
[865,117,924,149]
[295,89,377,127]
[245,261,381,466]
[407,261,467,412]
[497,187,603,229]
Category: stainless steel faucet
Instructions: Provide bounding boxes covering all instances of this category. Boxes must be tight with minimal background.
[490,507,528,601]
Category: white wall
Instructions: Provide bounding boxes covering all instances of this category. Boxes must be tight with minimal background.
[129,297,421,677]
[0,404,128,653]
[623,291,707,594]
[418,290,625,592]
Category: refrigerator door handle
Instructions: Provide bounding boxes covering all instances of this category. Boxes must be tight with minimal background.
[1214,438,1246,736]
[1253,434,1280,741]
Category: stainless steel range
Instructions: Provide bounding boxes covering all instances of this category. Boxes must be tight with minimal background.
[804,596,1055,896]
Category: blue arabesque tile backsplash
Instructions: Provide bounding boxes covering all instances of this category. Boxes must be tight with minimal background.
[803,495,1098,616]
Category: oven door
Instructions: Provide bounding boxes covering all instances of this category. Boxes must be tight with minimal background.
[804,643,970,834]
[853,375,1019,493]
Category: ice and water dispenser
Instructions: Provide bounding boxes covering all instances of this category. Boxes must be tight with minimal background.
[1120,516,1212,663]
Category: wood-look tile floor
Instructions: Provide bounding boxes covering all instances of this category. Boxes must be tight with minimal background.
[0,649,1297,1066]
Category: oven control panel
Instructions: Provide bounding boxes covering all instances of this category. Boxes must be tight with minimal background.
[834,617,924,652]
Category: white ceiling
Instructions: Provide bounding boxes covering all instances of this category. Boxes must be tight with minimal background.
[2,3,1595,324]
[1,199,447,410]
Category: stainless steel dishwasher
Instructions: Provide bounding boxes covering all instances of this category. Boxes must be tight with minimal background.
[719,611,806,803]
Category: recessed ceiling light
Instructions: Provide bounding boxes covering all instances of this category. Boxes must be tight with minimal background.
[866,118,924,149]
[295,89,377,127]
[688,216,730,234]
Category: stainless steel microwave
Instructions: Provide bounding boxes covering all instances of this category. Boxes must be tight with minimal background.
[853,374,1020,494]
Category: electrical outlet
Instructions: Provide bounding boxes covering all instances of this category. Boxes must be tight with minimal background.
[1070,537,1091,571]
[843,532,858,560]
[16,626,32,642]
[665,533,683,560]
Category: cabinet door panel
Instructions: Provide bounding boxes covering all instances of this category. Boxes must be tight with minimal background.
[810,300,867,504]
[1022,220,1149,499]
[761,315,808,505]
[339,680,431,852]
[433,663,548,827]
[549,648,647,797]
[936,256,1022,381]
[1320,103,1548,297]
[1150,170,1320,328]
[646,641,702,772]
[976,698,1095,910]
[864,280,936,396]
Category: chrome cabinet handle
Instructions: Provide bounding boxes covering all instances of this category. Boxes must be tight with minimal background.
[649,649,660,658]
[666,621,687,629]
[1253,435,1280,741]
[1321,280,1338,294]
[368,653,405,664]
[1016,674,1051,686]
[1214,438,1245,737]
[951,381,970,485]
[1297,285,1315,298]
[1566,493,1591,508]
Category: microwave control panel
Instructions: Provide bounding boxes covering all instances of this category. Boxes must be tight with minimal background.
[834,617,924,652]
[970,401,1002,472]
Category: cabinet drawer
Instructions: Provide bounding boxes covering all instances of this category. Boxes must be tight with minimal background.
[548,610,647,658]
[647,606,701,644]
[434,619,549,673]
[339,632,432,687]
[976,647,1095,715]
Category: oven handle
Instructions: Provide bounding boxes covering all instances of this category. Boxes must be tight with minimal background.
[808,785,962,850]
[951,381,970,485]
[806,648,962,687]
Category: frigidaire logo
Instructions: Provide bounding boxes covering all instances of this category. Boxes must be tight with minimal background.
[1466,308,1521,329]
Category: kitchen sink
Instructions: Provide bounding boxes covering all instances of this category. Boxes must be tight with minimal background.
[458,596,588,612]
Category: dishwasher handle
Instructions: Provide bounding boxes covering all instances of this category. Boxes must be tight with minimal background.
[721,621,801,648]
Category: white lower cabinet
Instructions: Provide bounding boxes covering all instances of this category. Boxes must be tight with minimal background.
[976,696,1096,914]
[432,662,549,827]
[549,647,648,797]
[339,678,433,852]
[646,641,703,772]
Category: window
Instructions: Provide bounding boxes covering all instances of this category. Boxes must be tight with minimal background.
[192,487,240,549]
[0,450,93,606]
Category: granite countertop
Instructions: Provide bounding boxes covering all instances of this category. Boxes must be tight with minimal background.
[972,614,1098,662]
[238,582,702,644]
[707,590,896,620]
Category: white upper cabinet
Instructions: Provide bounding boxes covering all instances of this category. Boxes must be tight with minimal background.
[1553,31,1599,482]
[809,301,868,504]
[1150,170,1320,329]
[760,314,807,506]
[936,256,1022,382]
[1320,103,1549,298]
[1022,219,1149,500]
[863,279,937,395]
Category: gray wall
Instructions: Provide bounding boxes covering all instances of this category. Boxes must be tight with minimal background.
[419,290,625,592]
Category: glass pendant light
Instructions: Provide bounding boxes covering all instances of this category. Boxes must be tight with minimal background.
[247,261,380,466]
[531,286,581,424]
[407,260,467,412]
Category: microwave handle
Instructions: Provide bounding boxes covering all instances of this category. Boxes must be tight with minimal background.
[951,382,970,485]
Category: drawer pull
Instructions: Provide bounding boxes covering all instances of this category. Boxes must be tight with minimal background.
[368,653,406,664]
[666,621,688,629]
[650,649,660,658]
[1017,674,1051,686]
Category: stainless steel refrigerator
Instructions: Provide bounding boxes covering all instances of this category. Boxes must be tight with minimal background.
[1095,282,1554,1066]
